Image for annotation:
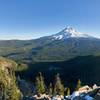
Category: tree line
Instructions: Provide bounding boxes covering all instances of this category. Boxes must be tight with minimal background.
[35,72,82,96]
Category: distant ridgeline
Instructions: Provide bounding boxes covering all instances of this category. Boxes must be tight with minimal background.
[0,27,100,63]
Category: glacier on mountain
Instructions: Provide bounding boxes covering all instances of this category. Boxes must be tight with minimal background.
[52,26,92,40]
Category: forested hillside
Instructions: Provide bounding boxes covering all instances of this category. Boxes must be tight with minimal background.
[0,57,21,100]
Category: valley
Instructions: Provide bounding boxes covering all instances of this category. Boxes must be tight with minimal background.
[0,27,100,99]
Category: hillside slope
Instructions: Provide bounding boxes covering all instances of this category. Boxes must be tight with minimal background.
[0,57,21,100]
[0,27,100,62]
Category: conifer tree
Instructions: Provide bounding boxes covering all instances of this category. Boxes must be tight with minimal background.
[35,72,45,94]
[66,87,70,96]
[7,82,21,100]
[48,83,53,96]
[0,67,21,100]
[76,79,82,91]
[54,73,64,95]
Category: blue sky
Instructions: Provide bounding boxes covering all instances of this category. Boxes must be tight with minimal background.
[0,0,100,40]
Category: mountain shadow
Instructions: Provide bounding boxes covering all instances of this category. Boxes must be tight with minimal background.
[16,55,100,90]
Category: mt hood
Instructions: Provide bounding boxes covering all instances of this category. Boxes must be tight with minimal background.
[52,26,92,40]
[0,26,100,62]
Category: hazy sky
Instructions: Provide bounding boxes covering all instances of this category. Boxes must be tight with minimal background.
[0,0,100,40]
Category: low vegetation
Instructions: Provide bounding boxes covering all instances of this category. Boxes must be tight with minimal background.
[0,57,21,100]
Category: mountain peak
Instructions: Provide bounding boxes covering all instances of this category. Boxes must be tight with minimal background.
[63,26,76,33]
[52,26,91,40]
[62,26,78,36]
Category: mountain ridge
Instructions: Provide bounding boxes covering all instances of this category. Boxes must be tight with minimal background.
[0,26,100,62]
[51,26,93,40]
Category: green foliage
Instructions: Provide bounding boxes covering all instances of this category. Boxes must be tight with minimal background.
[0,58,21,100]
[35,72,45,94]
[0,71,21,100]
[54,73,64,95]
[76,79,82,91]
[66,87,70,96]
[48,83,53,96]
[17,63,28,71]
[6,81,21,100]
[0,37,100,62]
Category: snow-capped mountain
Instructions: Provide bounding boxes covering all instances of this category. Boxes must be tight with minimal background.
[0,26,100,62]
[52,26,92,40]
